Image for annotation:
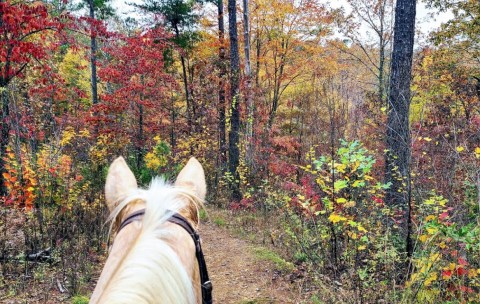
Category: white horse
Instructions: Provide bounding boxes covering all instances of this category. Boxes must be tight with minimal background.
[90,157,211,304]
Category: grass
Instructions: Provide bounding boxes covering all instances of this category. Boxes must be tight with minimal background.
[71,295,89,304]
[252,247,294,272]
[199,208,208,221]
[213,217,226,227]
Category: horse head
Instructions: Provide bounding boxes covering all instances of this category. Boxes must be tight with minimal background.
[90,157,209,304]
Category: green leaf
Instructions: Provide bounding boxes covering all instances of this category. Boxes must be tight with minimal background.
[334,180,348,192]
[352,180,365,188]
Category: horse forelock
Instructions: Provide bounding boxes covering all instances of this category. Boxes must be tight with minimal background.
[107,178,203,239]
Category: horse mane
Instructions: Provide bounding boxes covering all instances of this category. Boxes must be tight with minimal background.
[100,178,203,304]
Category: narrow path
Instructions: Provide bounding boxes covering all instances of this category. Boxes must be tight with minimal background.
[200,221,300,304]
[1,216,304,303]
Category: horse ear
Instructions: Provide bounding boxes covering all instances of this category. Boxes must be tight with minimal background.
[175,157,206,200]
[105,156,138,211]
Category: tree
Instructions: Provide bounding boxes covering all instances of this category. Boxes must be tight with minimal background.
[0,1,64,196]
[243,0,254,166]
[249,0,332,129]
[77,0,113,107]
[427,0,479,101]
[136,0,201,129]
[385,0,416,258]
[228,0,242,201]
[339,0,394,104]
[427,0,479,62]
[411,47,479,206]
[98,28,175,169]
[217,0,227,166]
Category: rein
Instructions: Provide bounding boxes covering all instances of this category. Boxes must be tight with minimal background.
[117,208,213,304]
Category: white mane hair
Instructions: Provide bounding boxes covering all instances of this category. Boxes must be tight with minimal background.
[100,178,201,304]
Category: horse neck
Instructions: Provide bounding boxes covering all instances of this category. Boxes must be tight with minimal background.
[90,200,146,304]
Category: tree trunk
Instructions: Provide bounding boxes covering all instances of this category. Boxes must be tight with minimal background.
[377,0,390,105]
[379,40,385,104]
[88,0,98,106]
[228,0,242,201]
[170,93,177,156]
[385,0,416,259]
[137,103,144,169]
[0,85,9,196]
[218,0,227,166]
[243,0,254,166]
[268,38,287,128]
[255,28,261,87]
[174,25,193,129]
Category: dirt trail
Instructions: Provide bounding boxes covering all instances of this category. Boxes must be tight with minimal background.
[1,216,304,303]
[200,221,301,304]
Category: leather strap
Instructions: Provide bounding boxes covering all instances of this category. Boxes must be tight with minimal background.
[169,213,213,304]
[117,209,145,232]
[117,208,213,304]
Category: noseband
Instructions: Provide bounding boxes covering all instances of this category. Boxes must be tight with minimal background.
[117,209,213,304]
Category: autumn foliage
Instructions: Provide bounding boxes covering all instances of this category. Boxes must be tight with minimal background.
[0,0,479,302]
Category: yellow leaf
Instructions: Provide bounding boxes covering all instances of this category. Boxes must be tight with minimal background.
[345,200,356,208]
[336,163,346,173]
[468,269,478,278]
[336,197,347,204]
[419,235,429,243]
[380,106,386,112]
[425,215,436,221]
[328,213,347,224]
[456,146,464,152]
[424,272,437,287]
[358,245,366,250]
[424,137,432,142]
[352,180,362,187]
[357,225,367,233]
[426,227,437,235]
[475,147,480,158]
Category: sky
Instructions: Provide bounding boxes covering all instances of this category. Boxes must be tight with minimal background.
[111,0,454,38]
[329,0,453,35]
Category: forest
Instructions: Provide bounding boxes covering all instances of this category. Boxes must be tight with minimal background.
[0,0,479,302]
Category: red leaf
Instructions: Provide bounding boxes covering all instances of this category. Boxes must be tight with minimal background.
[456,267,468,276]
[441,270,452,279]
[459,285,474,293]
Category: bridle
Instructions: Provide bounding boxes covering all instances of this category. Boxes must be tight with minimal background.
[117,208,213,304]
